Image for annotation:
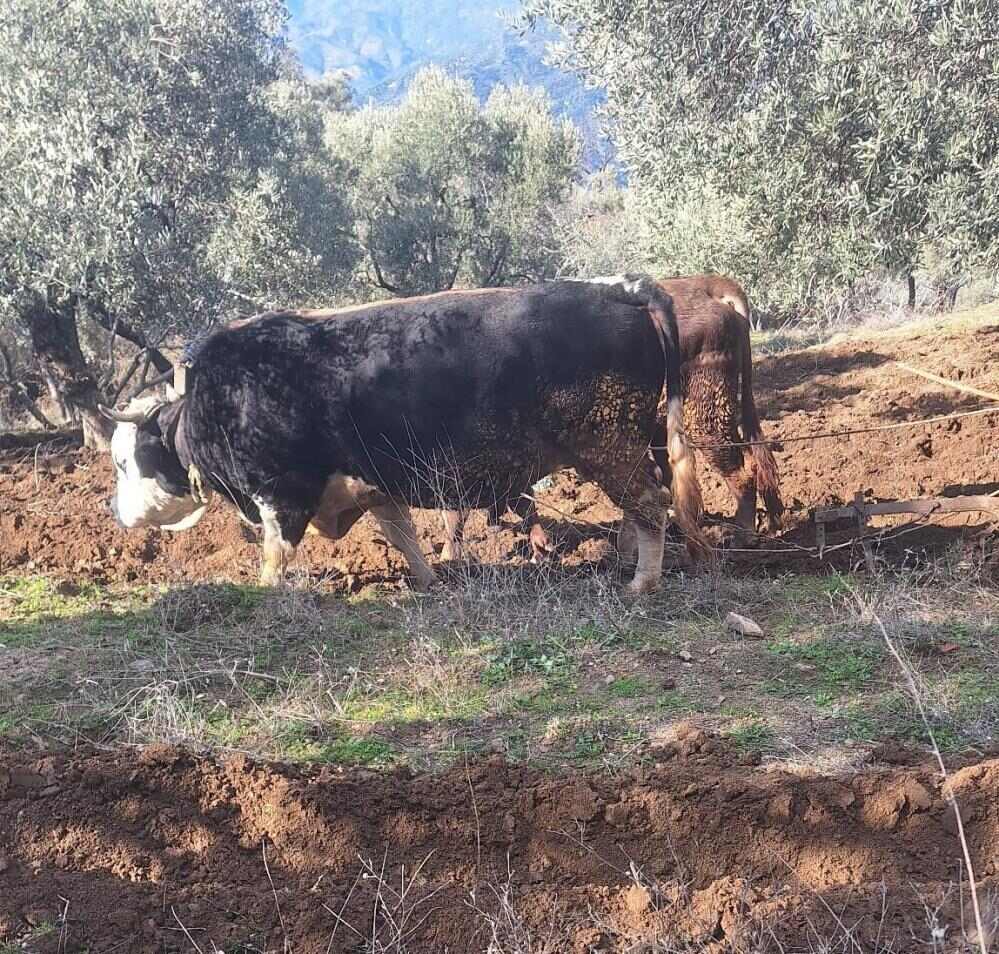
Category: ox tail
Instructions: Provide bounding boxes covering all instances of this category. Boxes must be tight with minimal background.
[592,274,709,562]
[737,316,784,532]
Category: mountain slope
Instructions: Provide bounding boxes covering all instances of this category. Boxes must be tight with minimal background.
[287,0,605,159]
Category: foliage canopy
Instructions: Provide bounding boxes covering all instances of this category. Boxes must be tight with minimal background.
[523,0,999,314]
[326,66,580,296]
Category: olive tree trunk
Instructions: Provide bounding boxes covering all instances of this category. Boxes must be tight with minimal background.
[23,293,112,450]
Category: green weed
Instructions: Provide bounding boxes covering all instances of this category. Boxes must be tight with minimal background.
[767,636,881,699]
[725,719,776,754]
[342,686,487,725]
[572,731,607,759]
[327,736,394,765]
[481,638,574,686]
[655,690,697,715]
[606,676,651,699]
[0,575,108,621]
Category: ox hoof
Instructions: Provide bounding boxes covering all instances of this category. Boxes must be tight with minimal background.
[408,572,440,593]
[624,574,660,599]
[528,545,555,565]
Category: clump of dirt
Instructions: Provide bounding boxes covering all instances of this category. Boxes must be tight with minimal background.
[1,740,996,953]
[2,316,999,587]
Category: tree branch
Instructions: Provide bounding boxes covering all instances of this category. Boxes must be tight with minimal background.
[484,238,510,286]
[85,300,172,374]
[0,342,58,430]
[110,348,147,404]
[369,249,402,294]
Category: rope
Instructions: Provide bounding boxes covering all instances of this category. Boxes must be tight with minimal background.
[719,512,937,557]
[653,402,999,452]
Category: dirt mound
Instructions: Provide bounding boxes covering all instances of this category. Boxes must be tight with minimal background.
[1,740,996,953]
[2,314,999,586]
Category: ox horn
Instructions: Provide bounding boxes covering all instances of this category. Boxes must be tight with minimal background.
[129,367,176,399]
[98,403,159,425]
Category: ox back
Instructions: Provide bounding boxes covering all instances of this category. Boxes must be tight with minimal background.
[184,283,667,526]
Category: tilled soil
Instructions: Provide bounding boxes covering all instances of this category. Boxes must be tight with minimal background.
[1,735,997,953]
[3,314,999,586]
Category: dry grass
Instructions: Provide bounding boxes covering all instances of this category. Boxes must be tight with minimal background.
[753,289,999,357]
[2,537,997,772]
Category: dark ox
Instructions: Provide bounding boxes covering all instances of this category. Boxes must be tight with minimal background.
[101,277,707,595]
[441,273,783,561]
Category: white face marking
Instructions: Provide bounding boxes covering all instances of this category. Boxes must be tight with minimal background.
[109,422,206,531]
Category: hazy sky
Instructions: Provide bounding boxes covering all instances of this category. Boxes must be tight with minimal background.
[286,0,518,89]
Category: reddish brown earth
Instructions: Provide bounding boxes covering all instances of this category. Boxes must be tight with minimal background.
[2,735,997,953]
[3,314,999,586]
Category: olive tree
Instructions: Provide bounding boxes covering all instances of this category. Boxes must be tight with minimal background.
[523,0,999,317]
[326,67,580,296]
[205,69,359,310]
[0,0,356,446]
[551,169,651,278]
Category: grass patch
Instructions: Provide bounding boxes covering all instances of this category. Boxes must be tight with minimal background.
[277,725,394,765]
[323,736,393,766]
[0,575,109,622]
[1,561,997,770]
[655,690,697,715]
[605,676,652,699]
[724,719,776,754]
[480,638,574,686]
[341,685,488,725]
[767,635,881,703]
[511,684,576,715]
[572,729,608,760]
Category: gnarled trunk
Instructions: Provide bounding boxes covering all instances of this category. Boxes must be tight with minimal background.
[23,293,111,450]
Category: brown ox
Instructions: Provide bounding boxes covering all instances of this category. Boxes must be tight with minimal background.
[662,276,782,538]
[441,273,783,562]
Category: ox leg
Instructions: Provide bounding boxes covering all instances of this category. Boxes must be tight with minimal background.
[441,509,465,561]
[371,499,438,591]
[617,517,639,566]
[585,455,667,596]
[703,445,757,539]
[623,496,667,596]
[623,461,670,597]
[508,494,552,563]
[683,363,755,542]
[258,503,309,586]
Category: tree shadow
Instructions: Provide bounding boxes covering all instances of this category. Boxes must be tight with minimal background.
[758,348,891,417]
